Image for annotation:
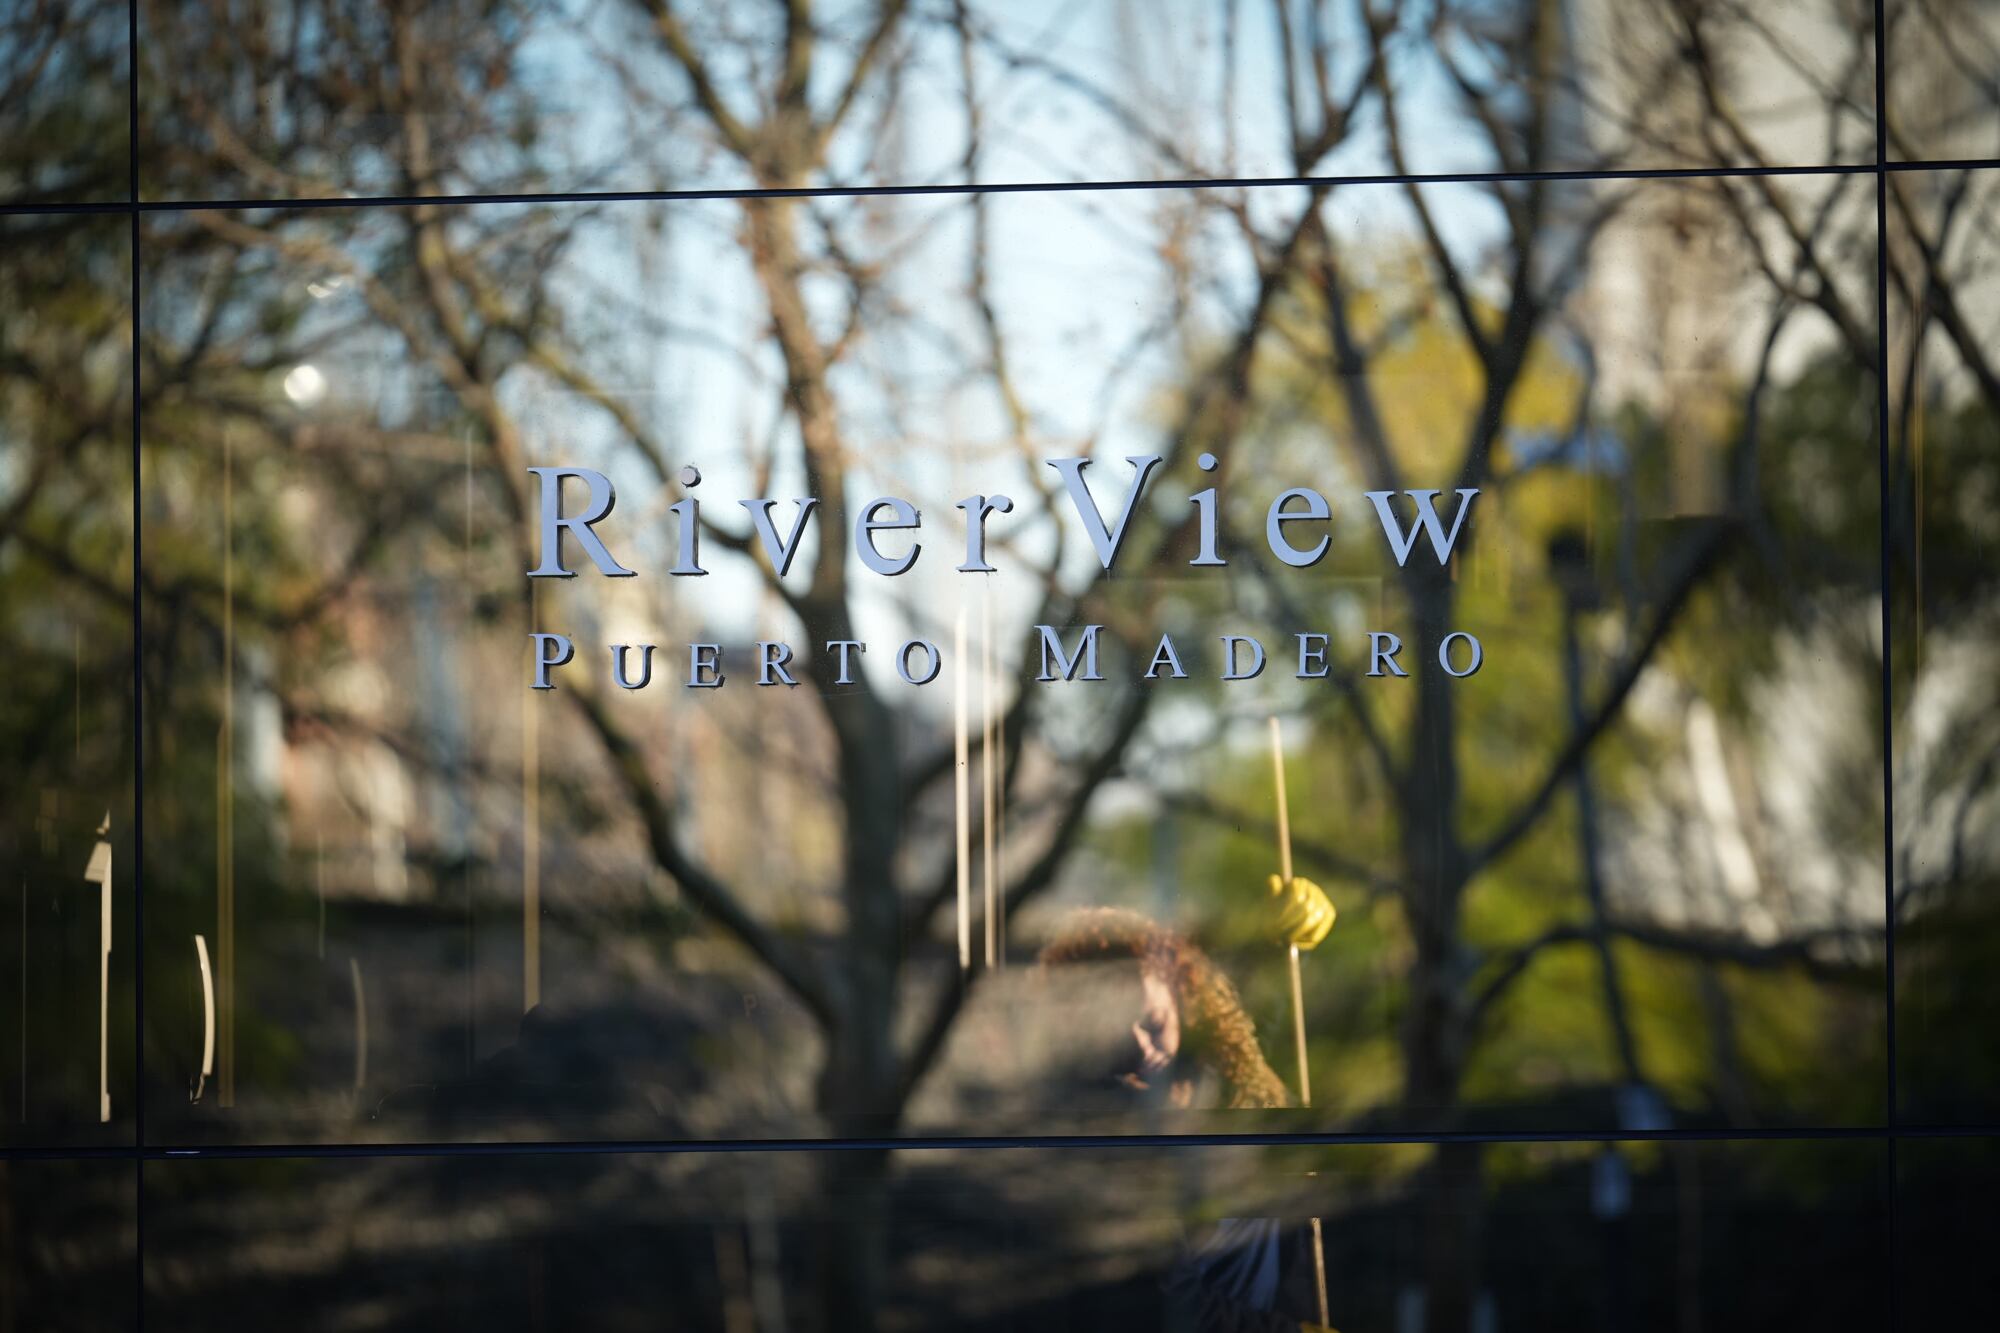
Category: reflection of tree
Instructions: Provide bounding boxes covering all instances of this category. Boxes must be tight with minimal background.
[1884,162,2000,1124]
[0,0,127,203]
[1113,15,1884,1322]
[0,201,132,1141]
[135,4,1170,1323]
[4,0,1961,1329]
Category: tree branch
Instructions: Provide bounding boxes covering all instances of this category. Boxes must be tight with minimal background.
[567,682,835,1027]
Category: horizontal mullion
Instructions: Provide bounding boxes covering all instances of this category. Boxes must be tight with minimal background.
[12,1122,2000,1164]
[1,160,1928,221]
[12,157,1997,221]
[0,1123,1935,1165]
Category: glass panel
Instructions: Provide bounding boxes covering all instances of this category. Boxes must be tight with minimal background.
[142,1138,1888,1331]
[138,174,1882,1146]
[135,0,1875,203]
[0,0,130,205]
[0,213,135,1147]
[1898,1136,2000,1328]
[1885,0,2000,161]
[1889,167,2000,1124]
[0,1157,139,1331]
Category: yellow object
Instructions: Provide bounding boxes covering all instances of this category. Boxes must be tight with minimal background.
[1270,873,1336,950]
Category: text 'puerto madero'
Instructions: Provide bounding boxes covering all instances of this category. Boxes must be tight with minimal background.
[523,455,1488,691]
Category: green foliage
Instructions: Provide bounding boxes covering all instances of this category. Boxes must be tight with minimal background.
[1090,274,1901,1128]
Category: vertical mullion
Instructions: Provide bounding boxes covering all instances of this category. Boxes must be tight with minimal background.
[128,0,145,1323]
[1873,1,1898,1330]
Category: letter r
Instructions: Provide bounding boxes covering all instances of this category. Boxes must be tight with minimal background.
[527,467,637,578]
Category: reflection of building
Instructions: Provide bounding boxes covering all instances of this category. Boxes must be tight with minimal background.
[1520,1,1885,950]
[1563,0,1867,517]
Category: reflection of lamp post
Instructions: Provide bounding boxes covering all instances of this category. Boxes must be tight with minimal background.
[1545,532,1642,1088]
[1551,531,1658,1333]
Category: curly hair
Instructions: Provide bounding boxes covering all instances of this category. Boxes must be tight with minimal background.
[1038,907,1290,1110]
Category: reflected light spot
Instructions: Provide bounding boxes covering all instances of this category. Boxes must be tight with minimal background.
[283,363,328,405]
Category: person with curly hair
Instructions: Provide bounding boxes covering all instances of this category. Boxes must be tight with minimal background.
[1037,887,1342,1333]
[1037,906,1293,1110]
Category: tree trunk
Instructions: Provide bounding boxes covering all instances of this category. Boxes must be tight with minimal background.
[1403,909,1484,1332]
[809,698,903,1333]
[1399,569,1485,1330]
[1420,1139,1486,1333]
[814,1146,892,1333]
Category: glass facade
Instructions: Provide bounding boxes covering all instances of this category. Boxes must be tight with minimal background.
[0,0,1993,1327]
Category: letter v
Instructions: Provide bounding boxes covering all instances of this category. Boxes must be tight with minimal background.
[1045,455,1163,570]
[738,498,819,578]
